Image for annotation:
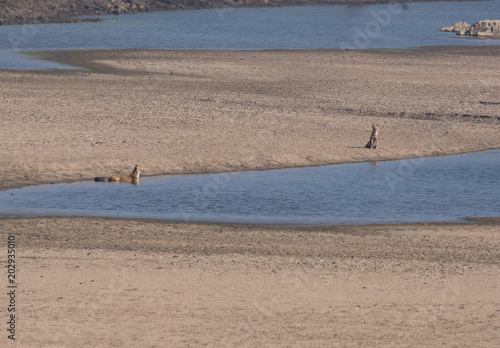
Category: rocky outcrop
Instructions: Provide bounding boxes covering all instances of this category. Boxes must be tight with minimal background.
[467,20,500,37]
[438,21,470,35]
[439,20,500,37]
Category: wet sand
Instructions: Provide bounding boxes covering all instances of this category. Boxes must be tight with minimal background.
[0,47,499,346]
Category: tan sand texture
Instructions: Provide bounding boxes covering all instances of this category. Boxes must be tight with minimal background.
[1,46,500,189]
[0,47,499,346]
[1,217,499,346]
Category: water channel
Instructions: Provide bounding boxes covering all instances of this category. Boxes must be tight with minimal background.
[0,150,498,226]
[0,0,499,69]
[1,1,498,225]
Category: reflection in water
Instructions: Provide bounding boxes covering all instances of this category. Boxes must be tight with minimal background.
[0,150,499,226]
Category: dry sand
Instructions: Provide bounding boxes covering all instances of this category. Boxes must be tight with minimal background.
[1,217,500,346]
[0,46,499,346]
[2,46,500,189]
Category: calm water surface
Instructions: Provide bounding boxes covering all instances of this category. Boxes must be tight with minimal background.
[0,150,499,226]
[0,1,499,69]
[1,1,499,225]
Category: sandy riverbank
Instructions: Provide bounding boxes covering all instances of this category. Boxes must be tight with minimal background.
[0,47,499,346]
[1,46,500,189]
[1,217,499,346]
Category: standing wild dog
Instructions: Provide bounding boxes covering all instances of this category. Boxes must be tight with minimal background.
[365,124,379,149]
[95,165,144,184]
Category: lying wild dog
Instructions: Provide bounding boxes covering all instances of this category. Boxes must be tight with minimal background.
[365,124,379,149]
[95,165,144,184]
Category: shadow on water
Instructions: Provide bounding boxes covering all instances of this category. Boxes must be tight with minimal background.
[0,150,499,226]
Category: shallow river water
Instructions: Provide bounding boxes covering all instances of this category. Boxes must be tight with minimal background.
[1,2,499,225]
[0,150,499,226]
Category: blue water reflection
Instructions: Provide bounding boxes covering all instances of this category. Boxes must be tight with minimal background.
[0,1,499,69]
[0,150,499,226]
